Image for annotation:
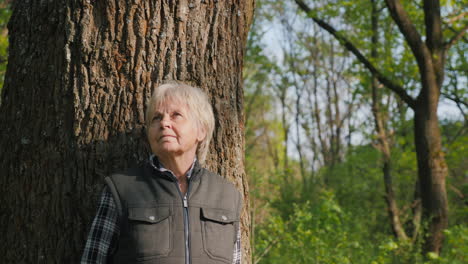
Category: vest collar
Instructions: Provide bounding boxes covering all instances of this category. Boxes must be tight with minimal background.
[148,154,201,180]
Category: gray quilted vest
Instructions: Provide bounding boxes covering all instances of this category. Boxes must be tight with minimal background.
[105,161,242,264]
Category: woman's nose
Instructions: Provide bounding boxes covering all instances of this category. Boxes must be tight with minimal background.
[160,115,171,128]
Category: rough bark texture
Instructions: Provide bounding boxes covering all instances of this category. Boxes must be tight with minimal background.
[413,98,448,254]
[0,0,254,263]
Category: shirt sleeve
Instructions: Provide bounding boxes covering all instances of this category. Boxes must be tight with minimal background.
[81,186,120,264]
[232,228,242,264]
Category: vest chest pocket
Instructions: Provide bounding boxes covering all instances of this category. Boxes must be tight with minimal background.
[127,206,172,258]
[201,207,239,263]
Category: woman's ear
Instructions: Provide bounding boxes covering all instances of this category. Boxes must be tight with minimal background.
[197,125,207,142]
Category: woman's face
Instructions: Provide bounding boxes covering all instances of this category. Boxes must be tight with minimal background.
[147,100,205,159]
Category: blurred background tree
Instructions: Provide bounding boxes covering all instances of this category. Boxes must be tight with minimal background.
[245,0,467,263]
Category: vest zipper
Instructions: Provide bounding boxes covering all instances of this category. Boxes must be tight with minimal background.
[183,195,190,264]
[185,177,194,264]
[172,177,192,264]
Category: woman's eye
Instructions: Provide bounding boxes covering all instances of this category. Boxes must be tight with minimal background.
[152,114,162,121]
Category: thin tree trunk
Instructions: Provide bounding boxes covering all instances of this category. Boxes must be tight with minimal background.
[313,72,328,168]
[411,179,422,241]
[0,0,254,262]
[280,88,289,171]
[371,78,408,241]
[294,84,307,187]
[329,43,343,165]
[370,0,408,241]
[325,69,334,168]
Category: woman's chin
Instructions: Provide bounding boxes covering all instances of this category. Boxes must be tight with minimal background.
[154,147,182,157]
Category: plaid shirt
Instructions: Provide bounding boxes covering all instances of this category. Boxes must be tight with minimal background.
[81,157,242,264]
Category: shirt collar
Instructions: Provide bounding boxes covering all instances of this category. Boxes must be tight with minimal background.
[149,154,196,179]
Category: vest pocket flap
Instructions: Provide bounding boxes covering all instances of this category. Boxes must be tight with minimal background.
[128,207,171,224]
[201,208,238,223]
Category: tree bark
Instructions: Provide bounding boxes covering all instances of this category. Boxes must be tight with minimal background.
[413,100,448,254]
[0,0,254,263]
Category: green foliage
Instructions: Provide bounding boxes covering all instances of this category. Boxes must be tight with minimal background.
[437,225,468,263]
[255,192,363,264]
[254,185,468,264]
[373,225,468,264]
[441,120,468,225]
[245,1,467,263]
[326,145,389,232]
[0,0,11,98]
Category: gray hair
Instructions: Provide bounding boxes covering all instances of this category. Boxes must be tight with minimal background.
[146,82,215,164]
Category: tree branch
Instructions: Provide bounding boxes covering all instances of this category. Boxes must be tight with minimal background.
[384,0,439,87]
[448,26,468,43]
[441,92,468,108]
[441,91,468,124]
[384,0,428,57]
[254,237,280,264]
[446,11,467,24]
[449,184,465,200]
[423,0,443,53]
[294,0,416,109]
[445,24,468,50]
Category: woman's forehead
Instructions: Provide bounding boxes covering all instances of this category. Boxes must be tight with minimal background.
[154,97,188,112]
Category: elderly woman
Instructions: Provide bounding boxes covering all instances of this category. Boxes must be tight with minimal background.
[81,82,242,264]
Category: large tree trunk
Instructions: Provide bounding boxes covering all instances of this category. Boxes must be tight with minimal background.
[0,0,254,263]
